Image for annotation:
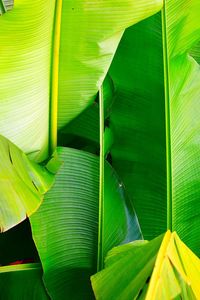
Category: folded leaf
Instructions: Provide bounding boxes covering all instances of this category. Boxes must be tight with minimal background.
[0,263,49,299]
[30,147,141,299]
[57,0,163,129]
[0,135,57,232]
[91,234,163,300]
[59,75,115,149]
[146,231,200,299]
[91,231,200,300]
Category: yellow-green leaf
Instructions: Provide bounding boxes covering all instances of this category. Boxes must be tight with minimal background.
[0,135,57,232]
[91,231,200,300]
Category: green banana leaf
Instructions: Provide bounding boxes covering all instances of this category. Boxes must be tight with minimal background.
[57,0,163,129]
[0,0,56,161]
[1,1,162,294]
[164,0,200,254]
[2,0,200,298]
[0,263,49,299]
[0,135,59,232]
[59,75,115,151]
[109,0,200,255]
[91,231,200,300]
[0,0,162,160]
[91,234,163,300]
[109,13,166,241]
[30,147,141,299]
[59,102,100,148]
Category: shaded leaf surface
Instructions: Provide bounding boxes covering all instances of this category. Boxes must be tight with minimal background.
[110,13,166,240]
[0,219,39,266]
[0,263,49,299]
[30,147,141,299]
[57,0,163,129]
[59,75,115,149]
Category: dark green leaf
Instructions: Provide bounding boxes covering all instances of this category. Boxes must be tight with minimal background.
[110,13,166,240]
[0,263,49,299]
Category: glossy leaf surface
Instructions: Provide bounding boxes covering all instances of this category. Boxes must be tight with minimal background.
[109,0,200,255]
[162,0,200,254]
[30,147,141,299]
[0,0,56,161]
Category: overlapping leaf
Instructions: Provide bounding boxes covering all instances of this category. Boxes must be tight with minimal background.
[109,0,200,255]
[91,234,163,300]
[109,13,166,240]
[30,147,141,299]
[0,0,163,160]
[57,0,163,129]
[0,135,58,232]
[91,231,200,300]
[59,75,115,151]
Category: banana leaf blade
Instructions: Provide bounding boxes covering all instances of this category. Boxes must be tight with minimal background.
[30,147,141,299]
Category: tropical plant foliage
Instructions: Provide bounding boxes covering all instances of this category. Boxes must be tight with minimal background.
[0,135,58,232]
[1,0,200,299]
[92,231,200,299]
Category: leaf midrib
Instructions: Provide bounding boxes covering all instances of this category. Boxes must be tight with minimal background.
[161,1,173,231]
[97,86,104,271]
[0,0,6,14]
[49,0,63,155]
